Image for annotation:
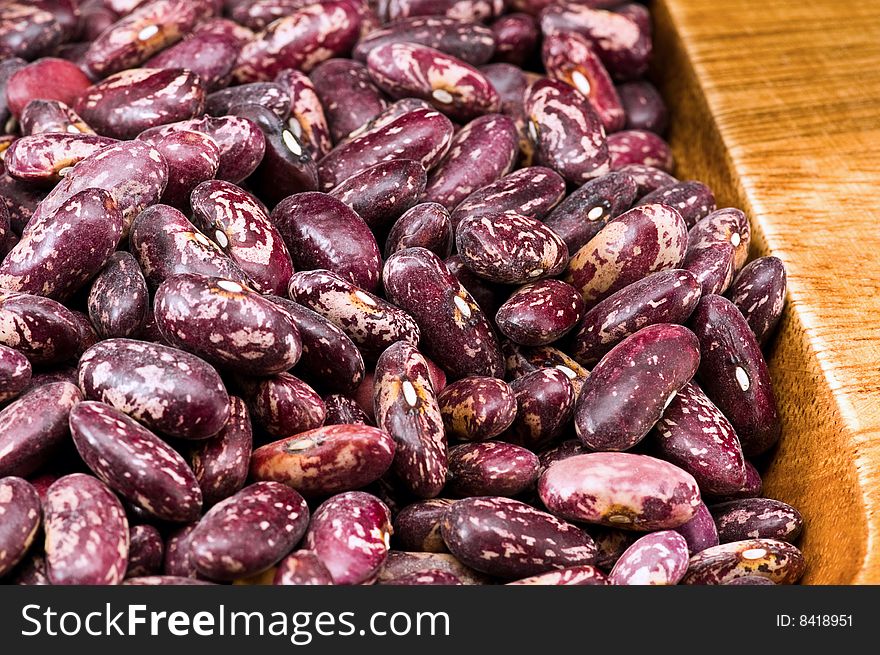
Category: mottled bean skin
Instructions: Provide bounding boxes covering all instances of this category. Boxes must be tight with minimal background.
[323,394,370,425]
[496,280,584,346]
[0,291,82,366]
[447,441,539,497]
[189,482,309,582]
[618,80,668,133]
[491,13,538,67]
[377,550,490,585]
[727,256,787,345]
[609,531,689,585]
[85,254,146,340]
[0,344,31,404]
[507,565,608,585]
[384,0,503,22]
[373,342,447,498]
[683,242,736,296]
[155,274,302,376]
[681,539,806,585]
[565,203,688,306]
[505,367,575,450]
[574,324,700,452]
[78,339,230,441]
[44,474,129,586]
[355,17,495,65]
[0,172,44,235]
[317,108,454,191]
[206,83,290,120]
[437,376,516,442]
[0,189,123,302]
[124,576,214,586]
[289,269,420,360]
[689,295,780,457]
[309,58,388,142]
[383,569,461,585]
[449,166,565,229]
[524,77,610,184]
[393,499,455,553]
[366,43,501,121]
[152,130,220,210]
[504,341,591,393]
[0,4,63,61]
[272,192,382,292]
[536,439,591,477]
[4,134,117,186]
[75,68,206,140]
[621,164,678,199]
[445,253,506,317]
[539,453,701,530]
[251,424,396,498]
[190,397,253,507]
[239,372,325,437]
[144,31,240,91]
[0,476,41,578]
[190,180,294,296]
[573,269,702,365]
[710,498,803,544]
[385,202,454,258]
[126,524,165,579]
[304,491,392,585]
[637,181,716,229]
[674,502,720,555]
[383,248,504,379]
[441,496,596,579]
[70,401,203,523]
[274,550,334,585]
[0,57,26,128]
[607,130,673,172]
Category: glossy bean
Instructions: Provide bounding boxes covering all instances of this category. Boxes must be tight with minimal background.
[446,441,539,497]
[496,279,584,346]
[190,397,253,507]
[681,539,806,585]
[727,256,787,345]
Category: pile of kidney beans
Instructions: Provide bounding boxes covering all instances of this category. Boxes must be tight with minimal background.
[0,0,804,586]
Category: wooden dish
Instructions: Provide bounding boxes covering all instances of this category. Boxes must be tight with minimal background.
[652,0,880,583]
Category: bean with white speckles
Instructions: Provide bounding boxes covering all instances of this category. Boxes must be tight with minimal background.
[152,130,220,210]
[4,134,117,186]
[609,530,689,585]
[318,108,454,191]
[0,291,82,365]
[637,181,716,229]
[239,372,325,437]
[383,569,462,585]
[162,523,201,579]
[355,16,495,65]
[491,13,538,66]
[309,58,388,143]
[189,482,309,582]
[124,575,215,585]
[682,538,805,585]
[70,401,203,523]
[496,279,584,346]
[0,57,25,127]
[683,242,736,296]
[44,473,129,585]
[674,502,720,555]
[710,498,803,544]
[87,253,148,340]
[385,202,454,259]
[393,499,456,553]
[619,164,677,199]
[447,441,539,497]
[144,30,240,91]
[251,424,396,498]
[437,376,516,442]
[507,564,609,585]
[305,491,392,585]
[441,496,597,579]
[688,207,751,272]
[274,550,334,585]
[689,295,780,456]
[374,342,447,498]
[505,367,575,450]
[19,99,92,137]
[324,394,370,425]
[0,4,63,61]
[384,248,504,379]
[190,180,294,296]
[502,343,590,395]
[539,452,702,529]
[727,256,788,346]
[384,0,503,25]
[607,130,673,172]
[525,78,610,185]
[78,338,230,440]
[377,550,490,585]
[190,396,252,507]
[445,253,506,317]
[272,192,382,291]
[206,83,290,120]
[0,476,41,578]
[275,68,333,159]
[617,80,668,133]
[155,273,302,376]
[574,324,699,452]
[0,344,31,404]
[126,524,164,578]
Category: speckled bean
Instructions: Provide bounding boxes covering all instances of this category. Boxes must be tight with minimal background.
[85,254,146,340]
[126,524,165,579]
[152,130,220,210]
[507,564,608,585]
[681,539,806,585]
[376,550,490,585]
[383,569,461,585]
[609,530,689,585]
[506,367,575,450]
[505,343,590,393]
[0,476,41,578]
[437,376,516,442]
[727,256,787,345]
[620,164,678,198]
[309,58,388,142]
[190,397,252,507]
[384,0,503,25]
[206,82,289,120]
[637,181,716,229]
[674,502,720,555]
[4,134,117,186]
[0,4,63,61]
[18,100,91,138]
[355,16,494,65]
[0,292,82,365]
[710,498,803,544]
[238,372,325,437]
[496,279,584,346]
[274,68,332,159]
[490,13,538,66]
[273,550,334,585]
[143,31,240,91]
[385,202,453,258]
[447,441,539,497]
[323,394,370,425]
[393,499,455,553]
[617,80,668,133]
[0,345,31,404]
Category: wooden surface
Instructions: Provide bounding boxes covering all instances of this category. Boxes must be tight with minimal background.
[652,0,880,583]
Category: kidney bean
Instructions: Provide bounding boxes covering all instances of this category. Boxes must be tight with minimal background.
[393,499,454,553]
[156,273,302,376]
[637,181,715,230]
[507,564,608,585]
[44,474,129,585]
[274,68,332,159]
[447,441,539,497]
[619,164,677,199]
[682,539,805,585]
[496,280,584,347]
[479,61,527,105]
[490,13,538,66]
[710,498,803,544]
[323,394,370,426]
[78,338,230,440]
[207,83,289,121]
[384,0,503,22]
[328,160,427,232]
[224,0,306,30]
[126,524,164,579]
[373,342,447,498]
[0,476,40,578]
[441,496,596,579]
[524,78,610,185]
[289,269,420,360]
[125,575,215,585]
[318,108,454,190]
[542,32,624,133]
[377,550,490,585]
[383,569,461,585]
[356,17,494,65]
[189,397,252,506]
[150,130,220,211]
[304,491,392,585]
[607,130,673,172]
[444,254,505,316]
[238,372,325,437]
[727,256,787,345]
[688,210,751,266]
[565,203,688,306]
[539,452,701,530]
[19,99,93,137]
[0,292,82,365]
[436,377,515,443]
[190,180,294,296]
[609,530,689,585]
[189,482,309,581]
[683,242,736,296]
[273,550,334,585]
[450,166,565,231]
[674,502,720,555]
[690,295,780,457]
[4,134,117,187]
[139,115,266,184]
[0,3,63,61]
[617,80,668,133]
[425,114,518,209]
[385,202,453,259]
[506,367,575,450]
[144,31,239,91]
[0,57,26,128]
[0,344,31,404]
[192,15,254,45]
[707,460,763,504]
[268,296,365,394]
[251,424,396,497]
[384,248,504,379]
[309,58,388,142]
[5,58,91,122]
[162,523,200,579]
[233,2,361,82]
[456,211,568,285]
[85,255,146,341]
[129,204,253,290]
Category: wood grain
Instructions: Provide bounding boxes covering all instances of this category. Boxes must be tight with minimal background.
[652,0,880,583]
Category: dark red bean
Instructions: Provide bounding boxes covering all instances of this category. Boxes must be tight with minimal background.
[0,344,31,404]
[376,550,490,585]
[144,31,240,91]
[681,539,805,585]
[674,502,720,555]
[607,130,673,172]
[620,164,678,198]
[0,3,63,61]
[206,82,290,120]
[274,68,333,159]
[726,256,787,346]
[447,441,539,497]
[617,80,668,133]
[273,550,334,586]
[393,499,455,553]
[190,397,253,506]
[238,372,325,437]
[152,130,220,210]
[4,134,117,187]
[385,202,454,259]
[506,367,575,450]
[126,525,165,579]
[688,207,751,273]
[637,181,716,229]
[0,292,82,366]
[490,13,538,66]
[323,394,370,426]
[5,58,92,121]
[0,476,41,578]
[683,242,736,296]
[507,565,609,586]
[309,58,388,142]
[437,377,516,442]
[710,498,804,544]
[496,279,584,346]
[355,16,496,65]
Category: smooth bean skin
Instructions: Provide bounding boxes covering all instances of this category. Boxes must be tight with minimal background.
[237,372,325,438]
[491,13,538,67]
[710,498,804,544]
[727,256,787,345]
[355,16,496,65]
[393,499,456,553]
[689,208,751,272]
[385,202,454,259]
[384,0,504,23]
[329,159,427,231]
[152,130,221,211]
[437,376,517,442]
[3,134,117,186]
[681,539,806,585]
[323,394,370,426]
[636,180,716,229]
[622,164,678,198]
[496,280,584,346]
[617,79,668,133]
[0,476,41,578]
[0,344,31,404]
[309,58,388,142]
[506,367,576,451]
[274,550,334,586]
[607,130,673,172]
[507,565,609,586]
[683,242,736,296]
[274,68,333,159]
[190,397,253,506]
[87,252,149,339]
[446,441,539,497]
[0,291,82,366]
[126,525,165,579]
[673,502,720,555]
[144,31,240,91]
[609,531,689,586]
[206,82,290,120]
